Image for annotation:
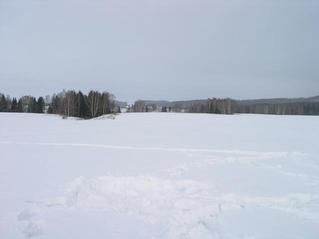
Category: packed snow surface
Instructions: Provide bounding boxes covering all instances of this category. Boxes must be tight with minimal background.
[0,112,319,239]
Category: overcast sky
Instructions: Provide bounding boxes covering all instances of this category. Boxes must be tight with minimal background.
[0,0,318,102]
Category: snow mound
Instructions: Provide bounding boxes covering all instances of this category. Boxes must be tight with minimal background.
[17,174,319,239]
[60,176,221,238]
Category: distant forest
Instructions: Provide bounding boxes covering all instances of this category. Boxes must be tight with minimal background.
[0,90,118,119]
[129,96,319,115]
[1,91,319,118]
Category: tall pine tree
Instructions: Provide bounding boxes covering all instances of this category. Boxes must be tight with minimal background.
[37,97,45,113]
[77,91,90,118]
[0,95,8,112]
[17,99,23,112]
[11,98,18,112]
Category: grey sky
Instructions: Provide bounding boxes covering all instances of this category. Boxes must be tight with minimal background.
[0,0,318,102]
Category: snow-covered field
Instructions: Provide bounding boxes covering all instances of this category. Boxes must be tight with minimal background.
[0,112,319,239]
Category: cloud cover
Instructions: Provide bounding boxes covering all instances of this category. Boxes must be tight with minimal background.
[0,0,318,101]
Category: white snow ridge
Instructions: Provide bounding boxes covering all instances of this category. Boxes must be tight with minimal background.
[65,176,220,238]
[17,174,319,239]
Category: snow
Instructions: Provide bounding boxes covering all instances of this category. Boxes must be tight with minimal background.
[0,112,319,239]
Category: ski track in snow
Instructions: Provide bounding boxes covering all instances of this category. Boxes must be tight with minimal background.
[9,142,318,239]
[0,140,304,155]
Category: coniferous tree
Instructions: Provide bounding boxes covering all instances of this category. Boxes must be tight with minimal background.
[11,98,18,112]
[28,97,37,113]
[50,94,59,114]
[37,97,45,113]
[17,99,24,112]
[47,105,53,114]
[77,91,90,118]
[0,94,8,112]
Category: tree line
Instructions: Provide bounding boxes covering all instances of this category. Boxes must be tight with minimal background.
[1,91,319,116]
[128,97,319,115]
[0,94,45,113]
[189,98,234,114]
[0,90,118,119]
[234,102,319,115]
[129,98,235,114]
